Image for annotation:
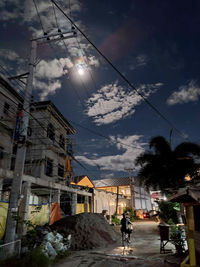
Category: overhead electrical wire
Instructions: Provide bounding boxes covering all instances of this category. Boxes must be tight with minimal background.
[50,1,109,129]
[0,89,94,173]
[69,120,145,151]
[1,2,144,176]
[32,0,47,34]
[0,90,145,179]
[48,2,86,109]
[51,0,187,140]
[26,0,192,175]
[0,64,28,98]
[32,0,145,151]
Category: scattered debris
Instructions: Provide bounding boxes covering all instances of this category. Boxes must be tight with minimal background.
[41,231,71,259]
[51,213,119,250]
[22,225,71,260]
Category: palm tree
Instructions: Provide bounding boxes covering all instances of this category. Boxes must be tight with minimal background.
[135,136,200,193]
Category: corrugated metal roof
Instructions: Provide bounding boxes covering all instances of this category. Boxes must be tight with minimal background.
[92,177,138,187]
[169,187,200,203]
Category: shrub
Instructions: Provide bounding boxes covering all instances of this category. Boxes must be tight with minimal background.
[111,214,121,225]
[22,248,50,267]
[158,200,179,224]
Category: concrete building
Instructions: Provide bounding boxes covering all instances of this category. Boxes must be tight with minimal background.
[0,75,93,238]
[24,101,75,183]
[0,76,23,175]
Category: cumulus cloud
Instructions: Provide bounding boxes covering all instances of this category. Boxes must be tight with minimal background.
[0,0,23,21]
[76,135,146,172]
[37,80,61,100]
[0,49,24,62]
[0,0,99,100]
[35,58,71,79]
[167,80,200,105]
[34,57,73,100]
[85,81,163,125]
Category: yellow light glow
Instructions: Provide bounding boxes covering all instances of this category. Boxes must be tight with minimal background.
[185,175,191,181]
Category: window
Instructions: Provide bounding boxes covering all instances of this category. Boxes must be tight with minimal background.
[58,164,64,177]
[3,102,10,115]
[47,123,55,141]
[0,146,4,159]
[59,134,65,149]
[45,157,53,177]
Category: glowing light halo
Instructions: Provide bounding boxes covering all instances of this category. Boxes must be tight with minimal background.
[77,67,84,76]
[76,62,87,76]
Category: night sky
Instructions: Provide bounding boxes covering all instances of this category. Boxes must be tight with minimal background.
[1,0,200,180]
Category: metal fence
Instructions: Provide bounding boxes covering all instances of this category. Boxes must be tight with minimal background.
[0,239,21,260]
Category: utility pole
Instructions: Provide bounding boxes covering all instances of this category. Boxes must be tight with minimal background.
[115,186,119,215]
[124,168,135,210]
[5,39,37,249]
[4,30,76,253]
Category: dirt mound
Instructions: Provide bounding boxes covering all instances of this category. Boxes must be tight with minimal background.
[50,213,119,250]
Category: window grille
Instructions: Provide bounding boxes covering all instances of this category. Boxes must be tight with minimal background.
[47,123,55,141]
[58,163,64,177]
[45,157,53,177]
[3,102,10,115]
[59,134,65,149]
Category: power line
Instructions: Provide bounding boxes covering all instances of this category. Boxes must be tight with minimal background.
[69,120,144,151]
[28,1,145,152]
[0,65,27,98]
[51,0,59,29]
[0,89,143,179]
[1,64,145,152]
[51,0,187,140]
[32,0,47,34]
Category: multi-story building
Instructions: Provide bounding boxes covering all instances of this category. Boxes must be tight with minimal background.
[0,75,93,238]
[24,101,75,183]
[0,76,23,172]
[0,75,76,190]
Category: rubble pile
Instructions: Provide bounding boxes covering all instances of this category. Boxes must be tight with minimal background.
[23,226,71,259]
[41,231,71,259]
[51,213,119,250]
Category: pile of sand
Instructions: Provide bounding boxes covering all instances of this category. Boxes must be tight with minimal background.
[51,213,119,250]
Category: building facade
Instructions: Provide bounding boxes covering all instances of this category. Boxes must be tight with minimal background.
[93,177,152,215]
[0,75,93,238]
[24,101,75,183]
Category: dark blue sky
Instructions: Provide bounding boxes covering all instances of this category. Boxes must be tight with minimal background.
[1,0,200,180]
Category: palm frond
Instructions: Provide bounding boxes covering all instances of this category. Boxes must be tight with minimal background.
[149,136,171,155]
[135,153,155,166]
[174,142,200,157]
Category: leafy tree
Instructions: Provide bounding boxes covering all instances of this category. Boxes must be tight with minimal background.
[157,200,179,224]
[135,136,200,192]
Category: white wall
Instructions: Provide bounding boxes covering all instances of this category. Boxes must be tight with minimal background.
[94,189,117,216]
[134,186,152,211]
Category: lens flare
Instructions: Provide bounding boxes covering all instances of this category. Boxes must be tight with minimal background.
[76,63,87,76]
[77,68,84,75]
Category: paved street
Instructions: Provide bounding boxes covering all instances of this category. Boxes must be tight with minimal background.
[55,221,179,267]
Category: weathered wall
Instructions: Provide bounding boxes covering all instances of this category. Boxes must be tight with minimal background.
[94,189,117,216]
